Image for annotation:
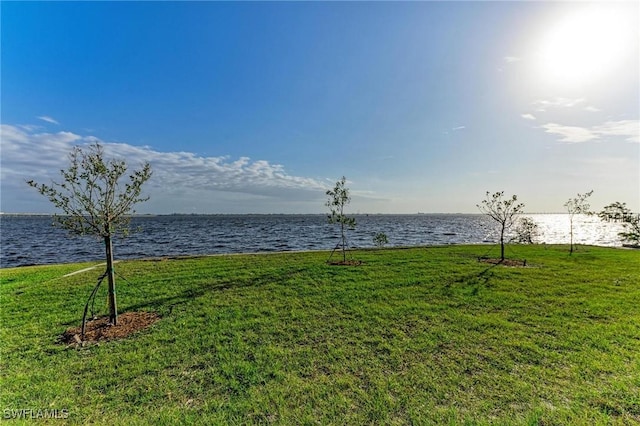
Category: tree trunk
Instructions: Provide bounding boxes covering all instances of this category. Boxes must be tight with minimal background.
[104,234,118,325]
[341,221,346,262]
[569,217,574,254]
[500,223,505,261]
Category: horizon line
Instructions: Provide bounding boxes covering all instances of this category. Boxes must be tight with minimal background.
[0,211,572,216]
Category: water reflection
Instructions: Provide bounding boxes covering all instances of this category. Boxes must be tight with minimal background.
[0,213,630,267]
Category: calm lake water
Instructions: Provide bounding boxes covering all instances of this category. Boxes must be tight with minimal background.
[0,214,627,268]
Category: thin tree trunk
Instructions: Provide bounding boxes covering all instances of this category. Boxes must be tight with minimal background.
[341,221,346,262]
[569,217,574,254]
[500,223,506,261]
[105,234,118,325]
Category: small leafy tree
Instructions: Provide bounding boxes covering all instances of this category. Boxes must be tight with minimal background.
[373,232,389,247]
[617,217,640,246]
[564,190,593,254]
[599,202,633,221]
[512,216,539,244]
[599,201,640,246]
[477,191,525,261]
[326,176,356,263]
[27,142,152,332]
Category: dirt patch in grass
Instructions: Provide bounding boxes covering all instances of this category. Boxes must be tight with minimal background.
[478,257,528,267]
[60,311,160,345]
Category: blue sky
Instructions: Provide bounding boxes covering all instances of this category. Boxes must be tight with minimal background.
[1,1,638,214]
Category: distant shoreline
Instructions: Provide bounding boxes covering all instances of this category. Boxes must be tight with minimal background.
[1,212,569,217]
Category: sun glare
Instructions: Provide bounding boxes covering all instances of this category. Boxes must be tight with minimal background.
[535,4,637,89]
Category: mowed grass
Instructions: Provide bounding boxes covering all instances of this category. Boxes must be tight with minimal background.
[1,245,639,425]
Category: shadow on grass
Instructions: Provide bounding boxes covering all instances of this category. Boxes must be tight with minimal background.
[443,263,499,297]
[122,267,302,316]
[61,277,236,326]
[122,280,243,316]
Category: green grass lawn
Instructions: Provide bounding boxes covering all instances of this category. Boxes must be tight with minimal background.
[1,245,639,424]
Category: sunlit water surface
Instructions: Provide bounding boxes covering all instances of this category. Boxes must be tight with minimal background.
[0,214,627,267]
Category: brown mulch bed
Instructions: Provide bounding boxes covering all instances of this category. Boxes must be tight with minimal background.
[479,257,528,267]
[59,311,160,345]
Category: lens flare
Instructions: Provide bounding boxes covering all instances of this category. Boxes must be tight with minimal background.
[535,4,636,89]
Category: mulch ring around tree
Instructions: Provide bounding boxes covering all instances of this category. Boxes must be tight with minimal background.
[478,257,528,267]
[59,311,160,346]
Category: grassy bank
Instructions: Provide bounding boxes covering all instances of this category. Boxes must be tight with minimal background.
[1,245,639,424]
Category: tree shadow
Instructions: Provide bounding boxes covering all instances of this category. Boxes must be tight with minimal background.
[442,263,499,297]
[121,267,303,316]
[478,256,527,267]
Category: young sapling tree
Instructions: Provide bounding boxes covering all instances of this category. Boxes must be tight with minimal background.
[477,191,525,261]
[373,232,389,248]
[27,142,152,333]
[564,190,593,254]
[326,176,357,263]
[599,201,640,247]
[512,217,540,244]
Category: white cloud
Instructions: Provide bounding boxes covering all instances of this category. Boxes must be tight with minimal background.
[0,124,329,211]
[593,120,639,143]
[452,126,466,131]
[521,113,536,120]
[584,105,601,112]
[533,97,585,112]
[532,97,601,113]
[504,56,521,63]
[542,119,639,143]
[0,125,85,179]
[37,116,59,125]
[542,123,598,143]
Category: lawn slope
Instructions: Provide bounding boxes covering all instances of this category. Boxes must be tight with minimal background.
[1,245,639,424]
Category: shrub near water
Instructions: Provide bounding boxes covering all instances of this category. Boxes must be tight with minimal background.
[1,245,639,424]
